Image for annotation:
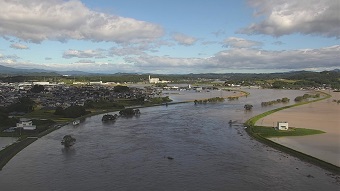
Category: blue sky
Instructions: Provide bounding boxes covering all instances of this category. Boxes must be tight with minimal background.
[0,0,339,74]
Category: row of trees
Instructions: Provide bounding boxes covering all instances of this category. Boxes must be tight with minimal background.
[261,97,290,106]
[119,108,140,117]
[227,97,239,101]
[294,93,320,102]
[194,97,225,104]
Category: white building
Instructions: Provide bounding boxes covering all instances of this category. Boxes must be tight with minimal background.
[149,75,160,83]
[16,118,36,130]
[277,122,289,130]
[89,81,103,85]
[33,82,50,85]
[148,75,171,84]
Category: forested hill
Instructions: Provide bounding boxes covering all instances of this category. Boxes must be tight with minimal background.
[0,68,339,89]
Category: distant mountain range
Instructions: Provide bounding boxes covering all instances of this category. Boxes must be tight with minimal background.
[0,65,94,76]
[0,64,339,76]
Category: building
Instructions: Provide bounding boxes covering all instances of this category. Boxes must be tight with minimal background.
[148,75,171,84]
[33,82,50,85]
[16,118,36,130]
[277,122,289,130]
[149,75,160,83]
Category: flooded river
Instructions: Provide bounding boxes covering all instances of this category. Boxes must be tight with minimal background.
[0,89,338,190]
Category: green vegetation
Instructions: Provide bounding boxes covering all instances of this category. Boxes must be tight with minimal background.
[227,97,239,101]
[194,97,225,104]
[261,97,290,106]
[61,135,76,147]
[6,97,35,113]
[0,107,17,132]
[251,126,324,138]
[119,108,140,117]
[294,93,320,102]
[148,96,172,104]
[54,105,90,118]
[244,104,253,110]
[113,85,130,93]
[30,84,45,93]
[84,99,125,110]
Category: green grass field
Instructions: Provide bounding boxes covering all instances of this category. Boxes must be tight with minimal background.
[252,126,324,138]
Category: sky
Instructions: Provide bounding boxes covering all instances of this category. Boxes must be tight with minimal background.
[0,0,339,74]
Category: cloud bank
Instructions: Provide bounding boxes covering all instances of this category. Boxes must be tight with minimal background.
[126,45,340,73]
[0,0,164,43]
[240,0,340,38]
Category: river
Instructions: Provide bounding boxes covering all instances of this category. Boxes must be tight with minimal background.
[0,89,338,190]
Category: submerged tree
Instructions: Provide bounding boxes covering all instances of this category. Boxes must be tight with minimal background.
[61,135,76,147]
[119,108,141,117]
[244,104,253,111]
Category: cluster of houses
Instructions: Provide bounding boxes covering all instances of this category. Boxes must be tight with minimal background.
[0,81,151,109]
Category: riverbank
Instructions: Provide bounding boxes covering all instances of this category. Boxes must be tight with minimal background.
[245,91,340,174]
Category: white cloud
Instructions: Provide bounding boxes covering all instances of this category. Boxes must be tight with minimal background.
[10,43,29,49]
[1,46,339,73]
[0,0,164,43]
[125,45,340,73]
[223,37,262,48]
[110,47,147,56]
[63,49,106,59]
[240,0,340,38]
[75,59,95,63]
[172,33,198,46]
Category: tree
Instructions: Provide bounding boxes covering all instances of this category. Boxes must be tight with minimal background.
[54,106,89,118]
[62,106,88,118]
[113,85,130,93]
[7,97,35,113]
[244,104,253,111]
[119,108,140,117]
[54,107,64,116]
[294,96,304,102]
[61,135,76,147]
[281,97,290,103]
[30,85,45,93]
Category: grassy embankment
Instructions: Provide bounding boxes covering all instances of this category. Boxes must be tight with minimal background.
[244,91,340,174]
[0,138,37,170]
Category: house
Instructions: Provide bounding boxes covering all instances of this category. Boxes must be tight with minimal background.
[16,118,36,130]
[277,122,289,130]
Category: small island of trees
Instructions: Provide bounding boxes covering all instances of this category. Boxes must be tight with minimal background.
[119,108,141,117]
[294,93,320,102]
[194,97,225,104]
[261,97,290,107]
[61,135,76,148]
[244,104,253,111]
